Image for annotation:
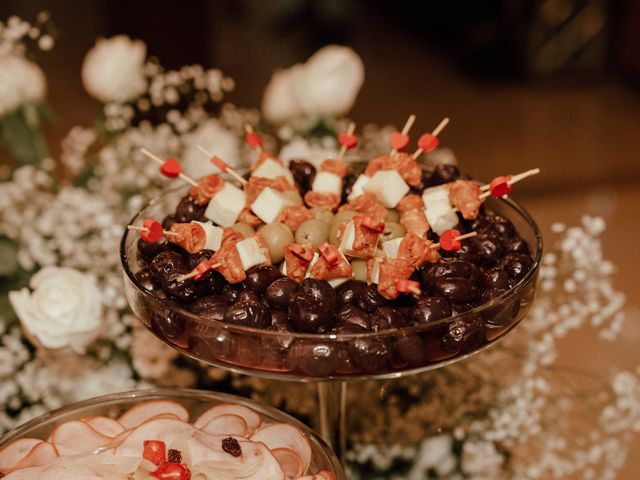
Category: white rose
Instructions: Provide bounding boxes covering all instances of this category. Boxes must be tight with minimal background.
[9,267,102,353]
[0,54,47,117]
[278,136,337,169]
[181,119,243,179]
[81,35,147,103]
[262,45,364,123]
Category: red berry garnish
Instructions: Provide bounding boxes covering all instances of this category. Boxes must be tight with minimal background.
[245,132,263,149]
[151,461,191,480]
[143,440,166,466]
[338,132,358,149]
[417,133,440,153]
[489,175,513,197]
[389,132,410,151]
[439,229,462,252]
[141,219,164,243]
[160,158,181,178]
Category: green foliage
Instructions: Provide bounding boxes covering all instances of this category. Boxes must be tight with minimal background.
[0,102,53,167]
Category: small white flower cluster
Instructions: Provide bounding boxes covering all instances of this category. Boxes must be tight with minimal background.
[0,14,53,117]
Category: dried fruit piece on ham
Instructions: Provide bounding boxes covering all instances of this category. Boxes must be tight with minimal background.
[377,257,414,300]
[238,208,263,228]
[304,191,341,212]
[447,179,482,220]
[309,244,352,281]
[319,159,349,178]
[189,174,225,205]
[398,232,440,268]
[277,205,314,232]
[399,209,430,238]
[339,192,387,224]
[396,194,424,213]
[283,243,315,282]
[244,176,295,205]
[168,222,206,254]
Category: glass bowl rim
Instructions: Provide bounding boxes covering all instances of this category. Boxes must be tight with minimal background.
[0,387,344,478]
[120,183,543,341]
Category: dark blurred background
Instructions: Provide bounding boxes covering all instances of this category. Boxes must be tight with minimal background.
[1,0,639,473]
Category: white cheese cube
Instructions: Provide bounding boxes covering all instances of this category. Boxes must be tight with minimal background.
[362,170,410,208]
[204,182,246,227]
[368,257,381,284]
[425,204,459,235]
[338,221,355,254]
[250,187,292,224]
[347,174,370,200]
[382,237,403,258]
[422,186,450,207]
[312,171,343,196]
[192,221,224,251]
[252,158,295,184]
[236,237,269,270]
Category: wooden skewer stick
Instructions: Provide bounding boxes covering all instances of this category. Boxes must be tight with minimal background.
[389,113,416,155]
[337,122,356,161]
[244,124,263,154]
[196,145,247,185]
[431,231,477,249]
[176,263,221,283]
[412,117,450,160]
[479,168,541,199]
[127,225,178,237]
[140,148,198,187]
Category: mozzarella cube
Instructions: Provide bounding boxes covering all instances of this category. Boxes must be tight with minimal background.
[368,257,381,284]
[362,170,410,208]
[347,174,370,200]
[312,171,342,196]
[425,204,459,235]
[338,221,355,254]
[251,187,292,224]
[205,182,246,227]
[422,186,450,207]
[382,237,403,259]
[192,221,224,251]
[252,158,294,184]
[236,237,269,270]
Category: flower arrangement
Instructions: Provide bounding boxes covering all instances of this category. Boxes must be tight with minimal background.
[0,13,637,479]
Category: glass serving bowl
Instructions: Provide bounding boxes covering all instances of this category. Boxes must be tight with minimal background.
[120,184,542,382]
[0,388,344,479]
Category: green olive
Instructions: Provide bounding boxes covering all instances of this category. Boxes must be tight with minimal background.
[295,219,330,249]
[230,222,255,238]
[380,222,406,243]
[386,208,400,223]
[282,190,304,206]
[328,211,357,247]
[311,208,334,225]
[331,210,358,227]
[258,222,294,263]
[351,259,368,282]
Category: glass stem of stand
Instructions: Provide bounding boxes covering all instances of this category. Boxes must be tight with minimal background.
[317,381,348,462]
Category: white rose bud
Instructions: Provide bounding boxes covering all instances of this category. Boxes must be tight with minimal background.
[81,35,147,103]
[262,45,364,123]
[0,55,47,117]
[9,267,102,353]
